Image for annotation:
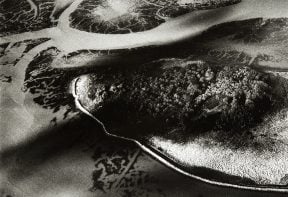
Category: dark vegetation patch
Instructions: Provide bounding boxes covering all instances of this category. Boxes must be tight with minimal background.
[76,59,277,140]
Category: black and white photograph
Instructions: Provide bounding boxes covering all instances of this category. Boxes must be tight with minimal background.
[1,0,288,196]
